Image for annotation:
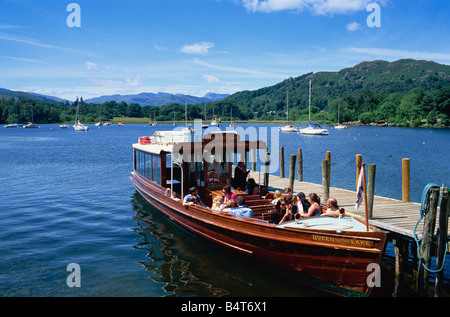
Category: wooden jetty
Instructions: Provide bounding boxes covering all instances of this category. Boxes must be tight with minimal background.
[247,150,450,297]
[252,171,423,238]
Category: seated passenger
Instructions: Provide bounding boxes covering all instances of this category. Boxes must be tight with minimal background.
[298,193,321,218]
[270,199,287,224]
[222,185,237,204]
[183,187,206,207]
[245,178,259,195]
[321,197,344,217]
[278,195,297,224]
[223,197,253,218]
[271,190,282,205]
[296,192,311,213]
[211,196,225,212]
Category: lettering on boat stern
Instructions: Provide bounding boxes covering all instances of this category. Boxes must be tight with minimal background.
[312,235,373,248]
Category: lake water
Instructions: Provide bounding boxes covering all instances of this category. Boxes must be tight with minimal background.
[1,123,449,298]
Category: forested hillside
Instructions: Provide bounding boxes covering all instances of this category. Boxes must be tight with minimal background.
[1,59,449,127]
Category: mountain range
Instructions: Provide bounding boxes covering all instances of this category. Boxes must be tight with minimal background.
[84,92,229,107]
[0,88,229,107]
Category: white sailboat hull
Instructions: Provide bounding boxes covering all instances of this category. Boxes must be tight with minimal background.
[299,126,329,135]
[280,125,298,132]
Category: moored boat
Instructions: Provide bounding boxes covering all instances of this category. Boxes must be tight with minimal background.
[4,123,20,128]
[130,130,387,296]
[23,122,38,128]
[299,80,328,136]
[279,91,298,132]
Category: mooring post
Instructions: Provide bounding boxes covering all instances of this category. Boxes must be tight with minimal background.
[264,151,270,188]
[251,149,256,172]
[289,155,296,193]
[402,158,410,202]
[435,187,449,297]
[416,188,439,296]
[280,147,285,178]
[367,164,376,219]
[393,238,409,297]
[297,148,303,182]
[326,151,331,188]
[356,154,362,191]
[322,159,329,201]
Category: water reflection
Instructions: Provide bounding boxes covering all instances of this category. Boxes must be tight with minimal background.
[130,192,229,297]
[129,192,331,297]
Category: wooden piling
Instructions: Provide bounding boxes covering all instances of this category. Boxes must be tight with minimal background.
[326,151,331,187]
[367,164,376,219]
[322,159,329,201]
[402,158,410,202]
[356,154,362,191]
[416,188,439,296]
[435,187,449,297]
[297,148,303,182]
[251,149,256,172]
[393,238,409,297]
[289,155,296,193]
[264,151,270,188]
[280,147,285,178]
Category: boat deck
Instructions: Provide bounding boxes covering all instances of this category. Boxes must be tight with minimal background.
[277,215,369,232]
[249,171,439,240]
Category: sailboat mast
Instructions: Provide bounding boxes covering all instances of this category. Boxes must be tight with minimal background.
[286,90,289,123]
[308,80,311,122]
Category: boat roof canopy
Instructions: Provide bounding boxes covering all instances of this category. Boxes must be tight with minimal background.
[133,130,267,161]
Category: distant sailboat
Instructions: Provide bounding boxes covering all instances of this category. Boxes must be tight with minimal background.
[23,105,38,128]
[150,111,157,126]
[334,104,348,129]
[4,105,20,128]
[182,101,194,134]
[202,104,208,128]
[73,98,88,131]
[95,105,104,126]
[299,80,328,136]
[211,108,219,126]
[229,106,237,128]
[279,90,298,132]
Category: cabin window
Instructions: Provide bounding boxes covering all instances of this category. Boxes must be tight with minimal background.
[135,149,161,185]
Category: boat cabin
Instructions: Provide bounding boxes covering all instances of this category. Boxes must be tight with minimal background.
[133,130,268,207]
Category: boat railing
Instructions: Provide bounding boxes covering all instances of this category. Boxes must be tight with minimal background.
[170,159,183,199]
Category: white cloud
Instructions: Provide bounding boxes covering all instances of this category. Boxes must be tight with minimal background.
[242,0,385,15]
[181,42,214,54]
[203,74,221,84]
[155,44,169,51]
[346,21,360,31]
[85,61,97,71]
[84,61,118,73]
[0,34,91,55]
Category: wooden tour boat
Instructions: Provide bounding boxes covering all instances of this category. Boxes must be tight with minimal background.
[130,130,387,296]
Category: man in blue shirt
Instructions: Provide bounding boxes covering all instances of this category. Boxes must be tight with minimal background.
[182,187,206,207]
[225,196,253,218]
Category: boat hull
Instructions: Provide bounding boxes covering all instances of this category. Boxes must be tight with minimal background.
[299,127,329,135]
[130,171,386,296]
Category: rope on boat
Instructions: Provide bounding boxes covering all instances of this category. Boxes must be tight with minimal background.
[413,183,448,274]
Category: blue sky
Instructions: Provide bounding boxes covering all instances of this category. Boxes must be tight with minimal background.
[0,0,449,100]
